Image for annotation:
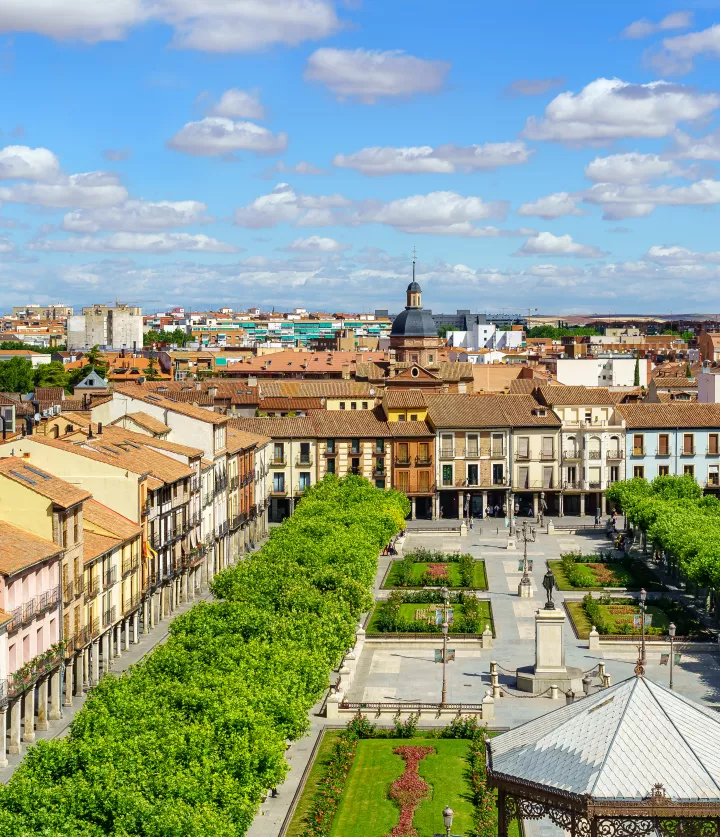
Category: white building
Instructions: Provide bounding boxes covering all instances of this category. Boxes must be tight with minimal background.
[67,304,144,350]
[555,357,647,388]
[698,370,720,403]
[447,321,523,351]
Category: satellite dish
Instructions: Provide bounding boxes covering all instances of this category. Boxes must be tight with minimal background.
[34,412,41,422]
[369,388,375,396]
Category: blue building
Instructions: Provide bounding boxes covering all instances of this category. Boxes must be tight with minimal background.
[618,403,720,490]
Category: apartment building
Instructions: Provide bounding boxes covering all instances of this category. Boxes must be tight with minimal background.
[310,410,391,487]
[387,422,435,519]
[226,428,271,558]
[533,387,626,517]
[618,403,720,489]
[382,391,429,422]
[229,417,316,523]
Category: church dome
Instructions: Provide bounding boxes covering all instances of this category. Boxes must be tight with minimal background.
[391,307,438,338]
[406,280,422,293]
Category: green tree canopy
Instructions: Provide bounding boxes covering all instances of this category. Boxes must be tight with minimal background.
[0,357,34,393]
[33,361,70,391]
[526,326,600,339]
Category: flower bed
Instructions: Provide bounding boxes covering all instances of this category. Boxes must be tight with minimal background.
[383,549,488,590]
[548,551,665,591]
[367,590,494,635]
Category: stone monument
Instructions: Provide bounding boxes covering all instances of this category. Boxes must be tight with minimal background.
[516,565,584,694]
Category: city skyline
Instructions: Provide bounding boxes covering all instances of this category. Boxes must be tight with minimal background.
[2,2,720,312]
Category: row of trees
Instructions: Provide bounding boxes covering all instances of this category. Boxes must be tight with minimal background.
[607,475,720,589]
[144,328,193,348]
[0,475,408,836]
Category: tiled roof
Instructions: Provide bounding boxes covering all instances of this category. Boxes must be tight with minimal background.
[120,411,171,435]
[618,403,720,428]
[535,386,616,406]
[57,411,93,427]
[226,427,271,453]
[0,520,62,575]
[258,397,325,411]
[652,377,698,389]
[164,391,215,405]
[488,676,720,802]
[83,498,141,541]
[383,391,427,408]
[35,387,64,401]
[308,408,391,438]
[228,416,316,439]
[425,394,561,428]
[386,420,435,438]
[0,457,91,508]
[355,361,387,380]
[144,381,259,405]
[508,378,545,394]
[113,384,228,425]
[258,381,375,398]
[99,425,203,459]
[83,530,120,563]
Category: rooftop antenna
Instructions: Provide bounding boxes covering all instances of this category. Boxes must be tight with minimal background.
[412,246,417,282]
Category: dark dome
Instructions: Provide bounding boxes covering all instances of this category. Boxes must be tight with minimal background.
[391,307,438,338]
[406,280,422,293]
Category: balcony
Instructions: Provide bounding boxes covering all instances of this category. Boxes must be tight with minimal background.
[587,450,601,460]
[219,521,229,538]
[681,447,696,456]
[322,448,337,457]
[270,486,288,496]
[706,477,720,488]
[606,450,624,460]
[394,456,411,466]
[190,476,199,493]
[439,448,454,460]
[295,456,313,467]
[22,599,35,625]
[74,574,85,596]
[294,484,311,496]
[347,467,361,476]
[270,456,287,467]
[87,575,101,598]
[123,593,141,616]
[90,616,101,638]
[141,499,152,517]
[373,466,386,478]
[563,480,583,490]
[37,587,59,614]
[102,605,117,628]
[103,567,117,590]
[540,451,556,460]
[150,532,162,550]
[516,451,531,461]
[202,492,213,508]
[632,447,645,456]
[229,475,239,490]
[63,580,74,604]
[656,447,671,457]
[415,482,436,495]
[562,449,582,459]
[415,456,432,466]
[490,447,504,458]
[7,608,21,634]
[229,514,242,531]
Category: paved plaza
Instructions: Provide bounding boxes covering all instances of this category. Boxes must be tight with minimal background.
[250,522,720,837]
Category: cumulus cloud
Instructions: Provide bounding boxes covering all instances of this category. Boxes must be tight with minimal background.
[280,236,349,252]
[102,147,132,161]
[649,24,720,75]
[0,238,14,253]
[0,172,127,208]
[167,117,287,156]
[621,11,693,39]
[584,152,680,184]
[0,0,341,52]
[523,78,720,144]
[259,160,329,179]
[233,183,350,228]
[517,192,585,219]
[0,145,60,180]
[515,231,605,258]
[62,199,212,233]
[304,48,450,103]
[584,179,720,219]
[504,77,566,97]
[332,142,532,175]
[672,131,720,161]
[28,232,239,253]
[645,245,720,265]
[210,88,265,119]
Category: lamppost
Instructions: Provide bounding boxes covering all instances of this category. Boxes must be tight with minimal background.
[443,805,454,837]
[517,520,536,598]
[441,586,449,706]
[639,588,647,666]
[669,622,676,690]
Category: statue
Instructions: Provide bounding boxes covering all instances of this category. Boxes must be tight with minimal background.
[542,566,557,610]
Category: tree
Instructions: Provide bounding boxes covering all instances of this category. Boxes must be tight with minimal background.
[85,345,107,373]
[685,363,693,378]
[33,361,70,391]
[0,357,34,393]
[633,358,640,386]
[143,355,161,381]
[437,324,453,339]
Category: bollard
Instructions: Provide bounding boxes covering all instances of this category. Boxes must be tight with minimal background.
[588,625,600,651]
[482,625,493,649]
[602,673,611,688]
[565,690,576,705]
[482,690,495,721]
[597,662,606,680]
[550,684,559,700]
[490,661,498,676]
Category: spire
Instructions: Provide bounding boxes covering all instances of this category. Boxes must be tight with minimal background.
[406,248,422,308]
[412,245,416,283]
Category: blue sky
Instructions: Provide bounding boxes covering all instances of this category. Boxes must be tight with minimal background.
[2,0,720,315]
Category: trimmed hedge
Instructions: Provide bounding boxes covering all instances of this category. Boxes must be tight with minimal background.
[0,475,408,837]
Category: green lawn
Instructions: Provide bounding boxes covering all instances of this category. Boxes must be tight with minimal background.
[566,600,672,639]
[384,560,488,590]
[548,559,664,591]
[366,600,494,635]
[286,730,343,837]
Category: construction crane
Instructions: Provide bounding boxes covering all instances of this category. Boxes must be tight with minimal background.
[498,306,539,319]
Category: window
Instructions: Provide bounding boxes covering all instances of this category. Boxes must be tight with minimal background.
[339,402,346,410]
[351,439,360,454]
[710,434,719,455]
[398,472,410,493]
[397,442,409,464]
[517,436,530,459]
[428,354,434,363]
[375,479,386,489]
[658,434,670,456]
[491,433,504,457]
[610,465,620,483]
[273,473,285,493]
[566,466,577,485]
[410,414,418,421]
[541,437,554,459]
[467,434,479,458]
[584,410,592,425]
[327,458,336,475]
[633,466,645,478]
[375,457,384,474]
[683,433,695,455]
[299,472,311,490]
[61,514,68,547]
[467,464,478,486]
[588,467,601,488]
[418,471,430,493]
[518,466,529,489]
[362,402,368,410]
[398,415,406,422]
[273,442,284,463]
[326,438,335,453]
[492,463,504,485]
[299,442,311,464]
[418,442,430,465]
[543,466,554,489]
[74,510,80,544]
[632,434,644,456]
[684,464,695,477]
[351,401,357,410]
[658,465,670,476]
[375,439,385,454]
[442,464,453,486]
[441,435,453,457]
[709,465,719,486]
[350,457,360,474]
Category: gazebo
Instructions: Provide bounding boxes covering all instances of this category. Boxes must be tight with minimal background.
[487,673,720,837]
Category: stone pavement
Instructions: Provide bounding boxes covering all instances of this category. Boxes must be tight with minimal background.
[249,522,720,837]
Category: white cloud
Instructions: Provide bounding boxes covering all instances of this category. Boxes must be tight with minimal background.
[621,11,693,39]
[233,183,350,228]
[259,160,330,179]
[280,236,349,252]
[523,78,720,144]
[333,142,532,175]
[167,117,287,156]
[28,232,239,253]
[584,179,720,219]
[211,88,264,119]
[649,24,720,74]
[515,231,605,258]
[673,131,720,161]
[0,172,128,208]
[0,238,14,253]
[62,199,212,233]
[645,245,720,265]
[584,152,679,184]
[504,77,565,97]
[0,0,341,52]
[517,192,585,219]
[0,146,61,181]
[304,48,450,103]
[102,147,132,161]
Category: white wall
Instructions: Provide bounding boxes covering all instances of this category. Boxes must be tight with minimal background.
[556,358,647,387]
[698,372,720,403]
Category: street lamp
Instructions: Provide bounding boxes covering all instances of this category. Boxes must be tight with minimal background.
[582,675,592,696]
[669,622,676,690]
[639,588,647,666]
[443,805,454,837]
[441,586,449,706]
[518,520,536,597]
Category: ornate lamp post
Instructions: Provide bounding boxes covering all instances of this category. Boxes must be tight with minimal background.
[639,588,647,666]
[441,586,449,706]
[443,805,454,837]
[517,520,536,598]
[669,622,676,690]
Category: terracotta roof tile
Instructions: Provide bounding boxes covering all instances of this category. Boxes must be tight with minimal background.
[0,457,91,508]
[113,384,228,425]
[386,420,435,438]
[82,498,141,541]
[0,520,61,574]
[226,427,271,453]
[83,530,120,564]
[228,416,316,439]
[426,394,561,428]
[116,412,171,436]
[651,377,698,389]
[618,403,720,428]
[308,408,390,438]
[535,386,616,406]
[258,397,324,411]
[258,381,375,398]
[383,391,427,408]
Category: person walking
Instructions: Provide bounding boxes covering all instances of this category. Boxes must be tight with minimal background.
[595,507,602,526]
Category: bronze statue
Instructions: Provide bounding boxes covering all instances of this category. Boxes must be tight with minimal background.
[543,566,557,610]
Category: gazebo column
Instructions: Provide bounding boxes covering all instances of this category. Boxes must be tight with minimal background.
[497,789,507,837]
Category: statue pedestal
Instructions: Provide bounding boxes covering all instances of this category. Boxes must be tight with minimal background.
[516,607,583,694]
[506,537,516,550]
[518,577,533,598]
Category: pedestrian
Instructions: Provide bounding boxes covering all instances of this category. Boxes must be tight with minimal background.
[527,507,534,517]
[494,504,499,517]
[595,507,602,526]
[514,502,520,515]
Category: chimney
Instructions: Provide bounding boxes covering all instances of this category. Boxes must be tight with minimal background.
[97,422,103,435]
[88,426,94,439]
[208,386,218,399]
[23,452,30,458]
[195,381,202,391]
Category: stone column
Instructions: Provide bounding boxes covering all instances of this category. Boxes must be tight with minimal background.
[601,492,607,516]
[122,619,130,651]
[142,597,150,634]
[458,490,465,520]
[91,639,100,685]
[115,624,122,657]
[22,688,35,742]
[580,492,586,516]
[132,612,140,643]
[482,490,488,517]
[533,492,539,516]
[410,497,416,521]
[183,571,189,602]
[50,668,62,720]
[36,678,49,731]
[74,653,84,698]
[558,492,564,517]
[0,707,7,768]
[63,660,73,707]
[83,646,90,689]
[8,700,21,755]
